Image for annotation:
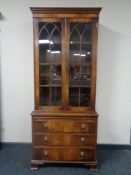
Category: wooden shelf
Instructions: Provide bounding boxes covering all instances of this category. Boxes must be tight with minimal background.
[69,85,90,88]
[69,63,91,67]
[40,84,61,87]
[70,41,91,44]
[40,75,50,77]
[70,93,88,96]
[39,63,61,66]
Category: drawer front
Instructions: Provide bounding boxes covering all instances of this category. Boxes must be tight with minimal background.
[33,134,96,146]
[33,119,96,133]
[33,147,95,161]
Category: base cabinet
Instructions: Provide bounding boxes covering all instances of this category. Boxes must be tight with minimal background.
[31,114,98,169]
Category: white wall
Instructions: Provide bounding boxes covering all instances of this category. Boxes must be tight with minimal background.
[0,0,131,144]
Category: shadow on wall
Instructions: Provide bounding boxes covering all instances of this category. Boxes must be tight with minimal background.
[96,24,131,143]
[0,13,5,21]
[0,29,1,148]
[0,13,6,147]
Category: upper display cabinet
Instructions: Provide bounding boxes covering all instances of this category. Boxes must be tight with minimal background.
[31,8,101,110]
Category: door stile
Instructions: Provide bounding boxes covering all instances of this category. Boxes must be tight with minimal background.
[90,21,98,109]
[33,19,40,109]
[61,19,65,109]
[61,18,69,109]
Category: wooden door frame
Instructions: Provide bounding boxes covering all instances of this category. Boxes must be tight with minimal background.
[65,18,98,110]
[33,18,64,110]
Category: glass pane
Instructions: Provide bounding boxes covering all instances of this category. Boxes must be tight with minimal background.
[39,23,61,64]
[51,87,61,106]
[80,87,90,106]
[40,87,61,106]
[80,66,91,86]
[40,87,50,106]
[50,65,61,86]
[69,23,92,107]
[39,22,61,106]
[69,65,80,86]
[39,65,61,86]
[69,88,79,106]
[39,65,50,85]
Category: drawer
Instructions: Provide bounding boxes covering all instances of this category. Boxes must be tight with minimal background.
[33,119,96,133]
[33,147,96,161]
[33,134,96,146]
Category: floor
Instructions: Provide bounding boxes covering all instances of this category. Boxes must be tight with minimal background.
[0,144,131,175]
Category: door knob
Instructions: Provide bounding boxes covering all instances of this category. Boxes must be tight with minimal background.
[44,123,48,128]
[43,150,48,156]
[44,136,48,142]
[80,137,85,142]
[81,123,85,129]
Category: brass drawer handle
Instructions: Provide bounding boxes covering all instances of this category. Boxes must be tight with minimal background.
[81,123,85,129]
[80,137,85,142]
[44,136,48,142]
[44,123,48,128]
[80,151,85,157]
[43,150,48,156]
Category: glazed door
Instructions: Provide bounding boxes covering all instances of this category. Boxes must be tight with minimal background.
[34,18,97,109]
[34,19,65,108]
[67,20,97,109]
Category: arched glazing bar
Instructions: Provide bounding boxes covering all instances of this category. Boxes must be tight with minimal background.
[69,23,92,107]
